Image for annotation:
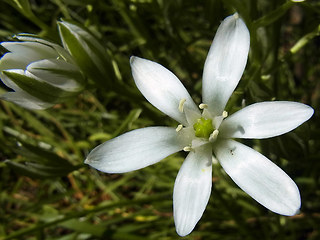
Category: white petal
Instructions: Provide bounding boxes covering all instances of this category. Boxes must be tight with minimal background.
[0,91,53,110]
[173,144,212,236]
[1,42,58,61]
[213,139,300,216]
[27,59,83,91]
[202,13,250,116]
[130,56,200,125]
[0,52,31,71]
[15,35,76,64]
[219,101,314,139]
[0,53,32,91]
[85,127,187,173]
[0,69,27,92]
[0,72,19,91]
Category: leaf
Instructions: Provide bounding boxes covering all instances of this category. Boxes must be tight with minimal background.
[5,140,80,179]
[253,1,294,28]
[59,219,105,237]
[14,141,71,166]
[111,108,142,137]
[6,160,79,178]
[290,24,320,54]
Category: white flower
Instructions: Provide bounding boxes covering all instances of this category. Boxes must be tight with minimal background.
[0,35,84,110]
[85,14,314,236]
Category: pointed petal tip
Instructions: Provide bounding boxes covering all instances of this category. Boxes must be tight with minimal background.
[224,12,245,25]
[306,104,314,118]
[275,204,300,216]
[176,229,191,237]
[57,20,74,29]
[129,55,136,64]
[84,158,90,165]
[57,21,67,31]
[283,194,301,216]
[130,55,142,66]
[276,198,301,216]
[293,208,301,216]
[233,12,239,19]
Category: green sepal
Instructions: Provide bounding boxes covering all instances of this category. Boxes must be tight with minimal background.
[58,20,115,87]
[3,70,81,103]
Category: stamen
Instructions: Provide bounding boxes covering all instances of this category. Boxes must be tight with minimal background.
[199,103,208,109]
[222,111,228,118]
[176,124,183,132]
[183,146,193,152]
[178,99,186,113]
[209,130,219,142]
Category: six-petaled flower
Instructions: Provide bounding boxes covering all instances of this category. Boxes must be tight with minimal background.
[85,13,314,237]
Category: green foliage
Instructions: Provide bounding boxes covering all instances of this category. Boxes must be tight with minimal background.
[0,0,319,239]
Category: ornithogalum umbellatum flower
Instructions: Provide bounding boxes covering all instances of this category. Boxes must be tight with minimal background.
[85,14,314,236]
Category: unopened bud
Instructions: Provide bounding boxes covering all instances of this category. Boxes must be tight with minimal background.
[58,20,116,87]
[0,35,85,110]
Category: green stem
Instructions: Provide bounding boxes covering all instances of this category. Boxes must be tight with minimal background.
[290,24,320,55]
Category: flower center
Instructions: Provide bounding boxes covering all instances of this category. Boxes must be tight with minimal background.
[176,99,227,152]
[193,117,214,139]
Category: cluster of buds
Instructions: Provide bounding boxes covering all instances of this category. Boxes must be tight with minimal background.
[0,21,111,109]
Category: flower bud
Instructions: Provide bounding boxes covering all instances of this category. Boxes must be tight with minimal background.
[58,20,115,87]
[0,35,85,110]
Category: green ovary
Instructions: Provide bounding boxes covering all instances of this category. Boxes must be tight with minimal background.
[193,117,214,139]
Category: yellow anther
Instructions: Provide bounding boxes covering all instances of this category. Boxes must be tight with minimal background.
[176,124,183,132]
[209,130,219,142]
[222,111,228,118]
[178,99,186,113]
[199,103,208,109]
[183,146,193,152]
